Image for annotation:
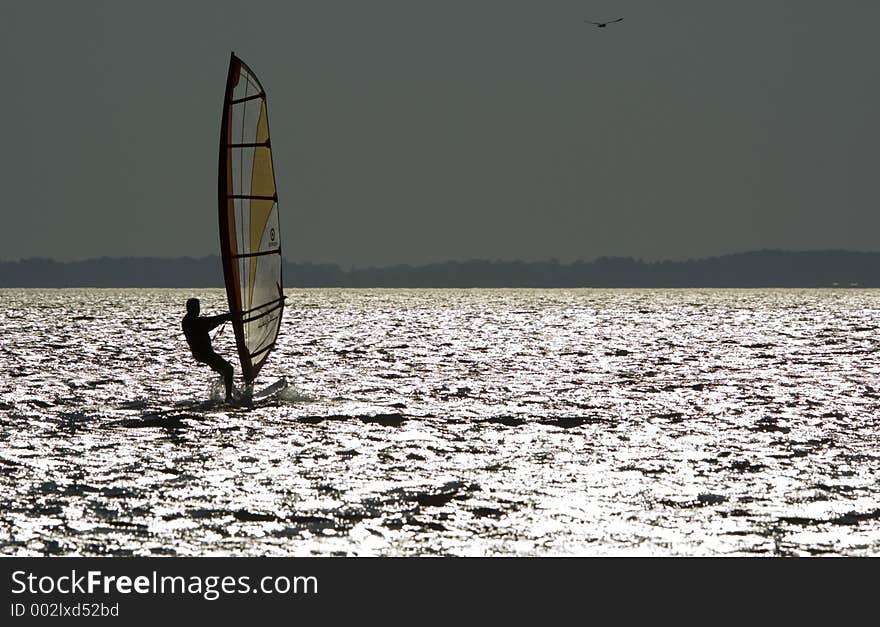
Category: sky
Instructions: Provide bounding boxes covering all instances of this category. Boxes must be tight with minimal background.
[2,1,878,267]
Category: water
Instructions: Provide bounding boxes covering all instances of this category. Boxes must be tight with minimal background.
[2,288,879,556]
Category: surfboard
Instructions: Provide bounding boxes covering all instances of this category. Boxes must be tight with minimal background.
[251,377,288,401]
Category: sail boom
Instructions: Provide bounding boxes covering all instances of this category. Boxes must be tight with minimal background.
[239,296,285,317]
[242,302,284,324]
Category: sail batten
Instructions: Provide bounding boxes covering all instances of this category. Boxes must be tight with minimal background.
[217,52,284,385]
[231,249,282,260]
[228,141,271,148]
[228,195,278,201]
[231,92,265,105]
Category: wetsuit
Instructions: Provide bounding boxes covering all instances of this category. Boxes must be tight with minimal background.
[182,312,234,399]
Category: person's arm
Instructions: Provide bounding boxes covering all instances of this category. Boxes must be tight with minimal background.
[205,312,232,330]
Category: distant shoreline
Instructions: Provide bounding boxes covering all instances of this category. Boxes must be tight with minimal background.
[2,250,879,288]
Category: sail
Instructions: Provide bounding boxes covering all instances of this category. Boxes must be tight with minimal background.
[218,52,284,385]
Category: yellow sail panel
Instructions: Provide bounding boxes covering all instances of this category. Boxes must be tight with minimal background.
[248,100,276,308]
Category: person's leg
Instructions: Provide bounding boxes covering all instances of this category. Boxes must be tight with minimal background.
[221,359,233,401]
[205,353,234,401]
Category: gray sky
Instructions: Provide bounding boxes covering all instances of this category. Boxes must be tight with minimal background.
[2,1,878,266]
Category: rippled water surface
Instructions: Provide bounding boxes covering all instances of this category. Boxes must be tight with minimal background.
[2,288,880,556]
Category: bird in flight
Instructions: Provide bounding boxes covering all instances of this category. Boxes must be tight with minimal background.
[585,17,624,28]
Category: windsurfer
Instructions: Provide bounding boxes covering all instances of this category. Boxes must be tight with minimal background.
[182,297,234,402]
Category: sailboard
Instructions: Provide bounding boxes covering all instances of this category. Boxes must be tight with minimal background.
[218,52,285,387]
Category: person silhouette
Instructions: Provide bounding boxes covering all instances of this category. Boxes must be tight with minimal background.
[181,298,234,402]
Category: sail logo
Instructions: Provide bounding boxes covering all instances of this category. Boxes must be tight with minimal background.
[270,228,276,242]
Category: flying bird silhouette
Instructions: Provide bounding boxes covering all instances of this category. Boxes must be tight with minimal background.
[585,18,624,28]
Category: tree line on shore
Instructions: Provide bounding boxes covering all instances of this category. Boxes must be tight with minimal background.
[1,250,878,288]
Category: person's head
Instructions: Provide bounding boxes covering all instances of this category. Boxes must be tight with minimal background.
[186,298,200,316]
